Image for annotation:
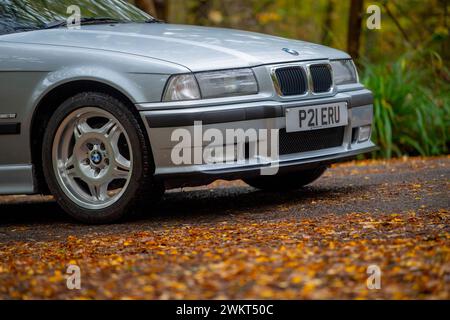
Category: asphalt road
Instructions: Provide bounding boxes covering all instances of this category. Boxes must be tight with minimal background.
[0,156,448,299]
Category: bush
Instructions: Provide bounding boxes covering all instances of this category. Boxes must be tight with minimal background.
[361,52,449,158]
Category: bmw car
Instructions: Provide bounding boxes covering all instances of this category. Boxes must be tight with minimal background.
[0,0,376,223]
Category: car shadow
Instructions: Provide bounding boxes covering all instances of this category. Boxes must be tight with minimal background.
[0,182,374,227]
[147,185,356,219]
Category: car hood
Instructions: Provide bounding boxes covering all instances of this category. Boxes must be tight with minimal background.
[2,23,350,72]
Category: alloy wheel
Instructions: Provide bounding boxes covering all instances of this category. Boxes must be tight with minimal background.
[52,107,133,210]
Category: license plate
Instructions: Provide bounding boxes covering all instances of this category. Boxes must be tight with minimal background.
[285,102,348,133]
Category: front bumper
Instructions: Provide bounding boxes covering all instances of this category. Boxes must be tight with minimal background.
[139,88,376,187]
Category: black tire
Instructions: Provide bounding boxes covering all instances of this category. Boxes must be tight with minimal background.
[244,166,327,191]
[42,92,163,224]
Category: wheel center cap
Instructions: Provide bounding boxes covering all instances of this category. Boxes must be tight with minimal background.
[90,151,102,165]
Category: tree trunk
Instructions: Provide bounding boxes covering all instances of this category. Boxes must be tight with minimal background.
[443,0,449,61]
[191,0,211,25]
[134,0,168,20]
[321,0,335,46]
[347,0,364,61]
[153,0,168,21]
[134,0,156,16]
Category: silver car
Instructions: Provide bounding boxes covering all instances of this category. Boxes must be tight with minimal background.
[0,0,376,223]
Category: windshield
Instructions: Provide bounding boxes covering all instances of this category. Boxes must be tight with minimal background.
[0,0,154,33]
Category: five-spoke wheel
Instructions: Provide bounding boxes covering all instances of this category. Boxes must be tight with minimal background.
[42,92,162,223]
[53,107,132,209]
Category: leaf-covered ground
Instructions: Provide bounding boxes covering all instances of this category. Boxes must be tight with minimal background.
[0,156,449,299]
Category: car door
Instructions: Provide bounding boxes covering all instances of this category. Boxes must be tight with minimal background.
[0,17,38,194]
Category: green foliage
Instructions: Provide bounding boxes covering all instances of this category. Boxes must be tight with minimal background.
[361,51,449,158]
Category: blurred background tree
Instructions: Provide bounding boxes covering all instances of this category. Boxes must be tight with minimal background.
[129,0,449,158]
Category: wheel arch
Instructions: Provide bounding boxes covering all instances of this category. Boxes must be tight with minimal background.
[30,80,149,194]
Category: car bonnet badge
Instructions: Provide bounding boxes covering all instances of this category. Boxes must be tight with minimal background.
[282,48,300,56]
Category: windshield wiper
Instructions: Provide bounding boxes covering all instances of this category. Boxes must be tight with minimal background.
[44,17,125,29]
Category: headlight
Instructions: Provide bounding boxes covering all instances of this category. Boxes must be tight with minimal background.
[330,59,359,85]
[195,69,258,99]
[163,74,201,101]
[163,69,259,101]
